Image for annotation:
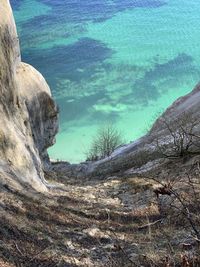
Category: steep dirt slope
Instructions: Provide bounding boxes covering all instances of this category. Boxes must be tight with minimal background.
[1,158,200,267]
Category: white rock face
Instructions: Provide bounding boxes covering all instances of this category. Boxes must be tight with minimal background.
[0,0,58,191]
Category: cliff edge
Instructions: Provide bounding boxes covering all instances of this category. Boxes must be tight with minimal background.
[0,0,58,192]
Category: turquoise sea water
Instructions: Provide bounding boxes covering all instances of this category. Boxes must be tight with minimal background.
[11,0,200,163]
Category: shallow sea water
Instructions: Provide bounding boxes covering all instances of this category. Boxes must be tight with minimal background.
[11,0,200,162]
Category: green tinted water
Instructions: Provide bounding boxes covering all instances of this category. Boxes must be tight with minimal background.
[12,0,200,162]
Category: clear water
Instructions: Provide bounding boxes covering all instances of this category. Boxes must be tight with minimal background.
[11,0,200,162]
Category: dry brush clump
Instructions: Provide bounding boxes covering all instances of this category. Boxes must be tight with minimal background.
[145,160,200,242]
[153,112,200,158]
[86,124,124,161]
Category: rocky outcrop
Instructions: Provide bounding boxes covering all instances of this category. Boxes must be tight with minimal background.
[0,0,58,191]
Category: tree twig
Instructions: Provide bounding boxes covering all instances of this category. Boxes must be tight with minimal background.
[14,241,24,256]
[138,219,162,230]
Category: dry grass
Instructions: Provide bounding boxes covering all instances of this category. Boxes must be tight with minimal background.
[0,163,200,266]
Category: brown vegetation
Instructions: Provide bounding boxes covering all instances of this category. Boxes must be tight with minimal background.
[86,124,123,161]
[154,112,200,158]
[0,158,200,266]
[153,182,172,198]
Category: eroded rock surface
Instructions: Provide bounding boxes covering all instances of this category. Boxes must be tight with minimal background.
[0,0,58,191]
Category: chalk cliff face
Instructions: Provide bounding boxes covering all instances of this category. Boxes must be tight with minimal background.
[0,0,58,191]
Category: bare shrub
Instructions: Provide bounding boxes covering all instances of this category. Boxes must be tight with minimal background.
[86,124,124,161]
[154,112,200,158]
[146,161,200,240]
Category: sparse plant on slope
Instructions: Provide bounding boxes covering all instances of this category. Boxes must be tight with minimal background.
[146,161,200,241]
[86,124,124,161]
[154,112,200,158]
